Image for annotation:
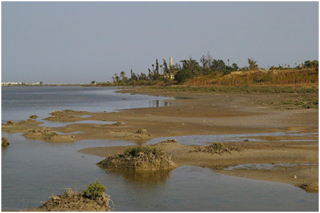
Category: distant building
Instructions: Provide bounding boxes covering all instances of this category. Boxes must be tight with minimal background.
[2,82,22,86]
[25,82,41,86]
[2,81,41,86]
[169,56,173,67]
[163,56,176,80]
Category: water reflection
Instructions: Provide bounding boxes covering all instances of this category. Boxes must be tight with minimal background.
[39,119,113,127]
[2,131,318,211]
[147,100,173,108]
[104,169,174,185]
[225,163,318,170]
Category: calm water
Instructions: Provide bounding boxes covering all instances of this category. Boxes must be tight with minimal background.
[147,132,319,145]
[1,86,172,122]
[1,86,318,211]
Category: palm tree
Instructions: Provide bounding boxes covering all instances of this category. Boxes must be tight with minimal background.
[120,71,126,80]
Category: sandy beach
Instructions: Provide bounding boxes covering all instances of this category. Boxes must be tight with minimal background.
[2,86,318,192]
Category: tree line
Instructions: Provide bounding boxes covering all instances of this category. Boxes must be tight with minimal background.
[107,53,318,85]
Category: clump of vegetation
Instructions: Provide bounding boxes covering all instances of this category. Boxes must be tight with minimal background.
[135,129,146,134]
[29,115,38,119]
[83,180,107,200]
[6,120,16,125]
[2,137,10,147]
[134,129,151,138]
[122,146,163,158]
[159,138,178,144]
[31,182,112,211]
[303,97,318,108]
[283,97,318,109]
[212,142,225,149]
[23,129,76,142]
[192,142,240,155]
[144,85,318,94]
[98,145,177,171]
[112,121,125,126]
[96,53,317,88]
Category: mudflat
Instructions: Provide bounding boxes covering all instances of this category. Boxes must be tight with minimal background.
[3,86,318,192]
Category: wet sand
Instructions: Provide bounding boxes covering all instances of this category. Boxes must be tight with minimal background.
[2,87,318,192]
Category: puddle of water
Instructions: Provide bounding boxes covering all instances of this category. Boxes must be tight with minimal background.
[55,131,84,135]
[75,120,113,125]
[39,120,114,128]
[79,115,92,118]
[147,132,318,145]
[224,163,318,170]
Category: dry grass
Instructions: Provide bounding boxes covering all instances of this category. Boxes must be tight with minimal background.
[185,69,318,87]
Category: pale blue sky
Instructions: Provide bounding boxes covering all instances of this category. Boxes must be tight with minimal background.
[2,2,319,84]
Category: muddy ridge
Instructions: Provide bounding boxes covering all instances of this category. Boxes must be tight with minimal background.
[26,188,112,212]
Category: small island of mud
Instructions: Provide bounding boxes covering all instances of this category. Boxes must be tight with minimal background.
[97,145,177,171]
[2,137,10,147]
[2,119,43,133]
[26,181,112,212]
[23,128,75,142]
[45,110,91,122]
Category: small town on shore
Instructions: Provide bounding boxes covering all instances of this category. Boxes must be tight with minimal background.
[1,81,43,86]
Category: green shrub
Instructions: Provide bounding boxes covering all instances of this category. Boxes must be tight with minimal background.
[123,146,163,157]
[29,115,38,119]
[135,129,144,134]
[212,142,225,150]
[2,137,10,147]
[83,180,106,200]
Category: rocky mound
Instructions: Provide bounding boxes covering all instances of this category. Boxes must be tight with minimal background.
[29,115,38,119]
[3,120,17,125]
[44,110,90,122]
[133,129,151,139]
[159,138,178,144]
[29,188,112,211]
[192,142,240,155]
[103,121,125,127]
[23,129,75,142]
[2,137,10,147]
[3,119,37,126]
[97,146,177,171]
[111,121,125,126]
[2,119,44,134]
[45,114,80,122]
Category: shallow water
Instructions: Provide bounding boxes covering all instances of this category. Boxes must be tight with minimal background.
[147,132,318,145]
[224,163,318,170]
[1,86,173,122]
[40,119,114,127]
[1,86,318,211]
[2,132,318,211]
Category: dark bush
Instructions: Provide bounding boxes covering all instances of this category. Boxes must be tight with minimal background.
[123,146,163,158]
[83,180,106,200]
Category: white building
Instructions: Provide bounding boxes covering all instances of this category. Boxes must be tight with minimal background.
[1,82,22,86]
[2,82,41,86]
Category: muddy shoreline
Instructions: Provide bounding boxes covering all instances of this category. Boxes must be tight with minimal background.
[2,87,318,192]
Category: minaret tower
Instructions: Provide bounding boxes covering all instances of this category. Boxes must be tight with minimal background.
[169,56,173,67]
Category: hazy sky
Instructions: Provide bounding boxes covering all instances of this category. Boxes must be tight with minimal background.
[2,2,319,84]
